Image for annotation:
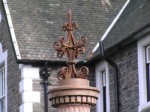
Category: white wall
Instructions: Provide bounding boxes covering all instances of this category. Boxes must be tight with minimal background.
[19,65,40,112]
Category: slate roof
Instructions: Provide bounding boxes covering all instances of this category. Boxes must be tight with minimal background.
[6,0,126,61]
[103,0,150,50]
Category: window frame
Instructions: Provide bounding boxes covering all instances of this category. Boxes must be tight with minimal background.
[0,43,8,112]
[146,45,150,102]
[138,34,150,111]
[0,66,5,112]
[95,61,110,112]
[146,45,150,63]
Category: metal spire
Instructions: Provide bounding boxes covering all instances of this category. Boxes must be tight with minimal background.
[53,10,89,80]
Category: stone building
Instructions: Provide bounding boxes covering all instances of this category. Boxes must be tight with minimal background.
[0,0,149,112]
[88,0,150,112]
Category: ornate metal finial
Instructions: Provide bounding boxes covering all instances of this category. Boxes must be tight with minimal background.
[53,10,89,80]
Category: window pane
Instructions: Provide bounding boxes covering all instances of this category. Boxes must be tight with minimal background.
[147,64,150,101]
[102,70,106,112]
[147,46,150,63]
[148,48,150,62]
[0,69,3,97]
[2,67,5,95]
[0,67,5,97]
[0,101,2,112]
[0,99,5,112]
[0,67,5,112]
[102,71,106,87]
[103,86,106,112]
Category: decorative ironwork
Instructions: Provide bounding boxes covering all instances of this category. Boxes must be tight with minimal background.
[54,10,89,80]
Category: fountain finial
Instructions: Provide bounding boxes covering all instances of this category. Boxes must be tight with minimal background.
[53,10,89,80]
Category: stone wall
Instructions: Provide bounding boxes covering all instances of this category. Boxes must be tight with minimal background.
[33,65,59,112]
[109,42,139,112]
[0,1,21,112]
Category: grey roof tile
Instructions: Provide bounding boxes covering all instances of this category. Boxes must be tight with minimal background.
[103,0,150,50]
[7,0,126,61]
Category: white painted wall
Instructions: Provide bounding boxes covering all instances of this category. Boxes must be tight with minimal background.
[19,65,40,112]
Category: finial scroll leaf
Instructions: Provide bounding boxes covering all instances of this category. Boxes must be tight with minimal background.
[54,10,89,80]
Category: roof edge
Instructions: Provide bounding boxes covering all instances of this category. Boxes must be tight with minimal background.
[88,24,150,64]
[2,0,21,59]
[17,59,87,67]
[104,22,150,54]
[92,0,130,53]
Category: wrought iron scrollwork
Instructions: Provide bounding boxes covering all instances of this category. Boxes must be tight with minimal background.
[77,66,89,78]
[57,67,69,80]
[54,10,89,80]
[62,22,78,31]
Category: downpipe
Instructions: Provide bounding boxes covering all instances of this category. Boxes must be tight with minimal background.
[99,41,119,112]
[40,62,51,112]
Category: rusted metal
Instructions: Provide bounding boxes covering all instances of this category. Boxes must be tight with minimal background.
[53,10,89,80]
[49,11,100,112]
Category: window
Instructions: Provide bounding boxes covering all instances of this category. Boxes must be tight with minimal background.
[102,70,107,112]
[138,34,150,111]
[146,46,150,101]
[0,43,7,112]
[0,66,5,112]
[96,61,110,112]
